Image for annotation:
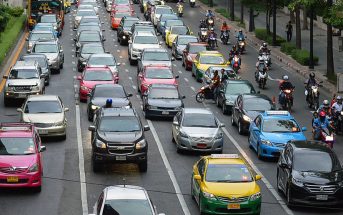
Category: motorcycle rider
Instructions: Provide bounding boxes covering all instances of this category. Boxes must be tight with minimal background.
[229,45,239,61]
[220,21,230,38]
[304,72,318,102]
[199,20,207,28]
[220,68,229,82]
[103,98,113,108]
[208,28,218,47]
[279,75,294,106]
[211,70,221,98]
[206,9,214,18]
[332,96,343,113]
[256,53,266,70]
[318,99,332,116]
[176,0,183,14]
[259,42,270,54]
[236,29,245,40]
[312,111,332,140]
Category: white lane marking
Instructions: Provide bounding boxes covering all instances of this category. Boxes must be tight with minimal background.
[132,85,137,90]
[115,44,118,47]
[190,86,196,92]
[184,78,189,82]
[119,56,123,59]
[73,68,76,71]
[136,94,140,99]
[125,69,129,73]
[72,54,75,58]
[178,70,182,74]
[221,127,294,215]
[147,120,191,215]
[122,62,126,65]
[113,39,116,41]
[72,61,75,64]
[117,50,120,52]
[75,105,89,215]
[173,64,177,67]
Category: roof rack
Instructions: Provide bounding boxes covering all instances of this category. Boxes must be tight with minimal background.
[0,123,34,132]
[210,154,240,159]
[265,111,290,116]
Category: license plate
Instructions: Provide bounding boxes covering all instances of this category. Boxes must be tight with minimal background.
[38,129,48,134]
[17,93,27,98]
[227,203,240,209]
[162,111,169,115]
[197,143,207,148]
[316,195,328,201]
[7,176,19,183]
[116,156,126,161]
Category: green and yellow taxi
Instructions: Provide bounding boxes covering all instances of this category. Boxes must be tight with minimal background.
[192,51,230,82]
[165,25,192,48]
[191,154,262,215]
[64,0,71,13]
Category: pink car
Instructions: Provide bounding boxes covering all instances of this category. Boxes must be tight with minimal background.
[0,123,46,192]
[137,65,179,95]
[78,66,118,102]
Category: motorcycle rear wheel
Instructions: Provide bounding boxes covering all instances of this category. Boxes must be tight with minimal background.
[196,92,205,103]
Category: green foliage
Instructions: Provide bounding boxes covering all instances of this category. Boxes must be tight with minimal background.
[254,28,286,46]
[215,8,229,19]
[199,0,217,6]
[290,49,319,66]
[8,7,24,17]
[0,5,23,33]
[325,0,343,28]
[280,42,296,54]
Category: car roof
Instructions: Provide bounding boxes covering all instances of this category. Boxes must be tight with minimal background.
[81,42,103,47]
[105,185,148,200]
[41,14,55,17]
[79,30,100,35]
[21,54,47,59]
[0,123,35,137]
[31,30,54,34]
[204,154,246,165]
[155,5,172,8]
[208,66,233,71]
[143,48,167,53]
[27,95,59,101]
[89,53,114,58]
[84,66,111,71]
[34,40,58,44]
[242,93,271,101]
[150,84,177,89]
[198,51,222,56]
[260,111,293,120]
[94,83,124,89]
[133,21,153,26]
[134,31,155,36]
[188,42,207,46]
[290,141,333,153]
[171,25,187,29]
[100,107,136,117]
[225,79,251,84]
[123,16,140,21]
[13,60,38,68]
[183,108,213,115]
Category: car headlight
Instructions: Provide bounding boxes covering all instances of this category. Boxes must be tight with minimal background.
[292,177,303,187]
[214,132,223,139]
[80,86,89,91]
[50,58,58,63]
[95,139,107,149]
[28,163,39,173]
[122,35,127,39]
[249,192,261,201]
[91,105,100,110]
[32,86,40,91]
[242,115,251,122]
[136,139,146,150]
[203,191,216,200]
[54,121,65,126]
[261,140,272,146]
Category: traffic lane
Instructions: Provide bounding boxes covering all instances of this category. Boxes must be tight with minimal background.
[0,11,82,215]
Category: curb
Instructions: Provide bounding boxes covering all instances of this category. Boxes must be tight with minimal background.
[197,2,337,95]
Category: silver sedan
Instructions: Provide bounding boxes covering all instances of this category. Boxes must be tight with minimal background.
[172,108,224,153]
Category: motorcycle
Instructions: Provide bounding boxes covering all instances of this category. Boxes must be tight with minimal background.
[279,88,294,111]
[317,127,335,148]
[199,28,208,42]
[255,69,268,89]
[189,0,195,7]
[206,17,214,27]
[305,82,322,110]
[196,82,215,102]
[332,110,343,134]
[231,55,240,73]
[220,30,229,45]
[237,38,246,54]
[177,4,184,17]
[261,52,271,69]
[208,34,217,50]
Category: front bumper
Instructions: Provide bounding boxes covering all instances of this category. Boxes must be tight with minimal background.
[35,124,67,137]
[259,144,284,158]
[93,151,147,164]
[0,172,42,188]
[145,108,180,118]
[79,88,91,100]
[49,60,59,70]
[177,136,223,152]
[4,90,41,99]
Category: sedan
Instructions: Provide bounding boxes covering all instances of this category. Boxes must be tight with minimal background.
[18,95,69,139]
[151,5,174,26]
[26,30,56,52]
[33,23,58,38]
[73,9,97,29]
[86,53,120,74]
[182,42,207,70]
[77,43,105,72]
[172,35,198,59]
[79,16,102,27]
[165,25,192,48]
[203,66,239,83]
[75,23,105,41]
[172,108,224,153]
[137,48,174,73]
[78,67,118,102]
[161,19,185,39]
[75,30,104,51]
[40,14,62,36]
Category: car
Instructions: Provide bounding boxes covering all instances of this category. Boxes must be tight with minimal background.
[165,25,192,48]
[33,23,58,38]
[79,16,102,27]
[79,0,99,14]
[192,51,230,82]
[40,14,62,36]
[3,61,45,106]
[0,123,46,192]
[137,65,178,94]
[20,54,51,85]
[172,35,198,59]
[17,95,69,139]
[277,140,343,207]
[216,80,256,115]
[75,30,105,51]
[74,9,97,29]
[231,94,275,135]
[90,185,166,215]
[75,23,105,41]
[110,10,134,29]
[191,154,262,215]
[110,0,133,12]
[151,5,174,26]
[156,13,178,34]
[31,39,64,73]
[161,19,185,39]
[182,42,207,71]
[26,30,57,53]
[128,31,161,65]
[111,4,134,13]
[130,21,157,39]
[78,66,118,102]
[117,16,139,45]
[64,0,72,13]
[88,108,150,172]
[77,43,105,72]
[78,4,99,14]
[86,53,120,74]
[87,84,132,121]
[142,84,184,119]
[203,66,239,84]
[172,108,224,153]
[137,48,174,73]
[248,111,307,159]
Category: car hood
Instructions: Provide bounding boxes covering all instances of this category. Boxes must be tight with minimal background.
[80,53,92,59]
[91,97,130,107]
[144,78,176,85]
[168,34,177,42]
[97,131,142,142]
[181,127,218,137]
[0,154,37,168]
[261,132,306,144]
[203,181,259,197]
[82,80,116,89]
[293,170,343,185]
[7,79,39,86]
[244,110,264,121]
[225,94,239,103]
[197,63,227,72]
[23,113,64,123]
[133,44,160,50]
[42,53,58,60]
[148,98,182,108]
[141,60,171,67]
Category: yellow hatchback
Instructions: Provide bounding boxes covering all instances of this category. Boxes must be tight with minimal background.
[192,51,230,82]
[191,154,262,215]
[165,25,192,48]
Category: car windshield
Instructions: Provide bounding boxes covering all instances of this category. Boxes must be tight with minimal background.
[78,26,100,34]
[205,164,253,182]
[30,32,54,41]
[156,7,173,14]
[79,33,101,42]
[23,57,47,68]
[208,68,236,79]
[160,15,178,22]
[178,37,198,45]
[146,69,173,79]
[199,55,225,64]
[225,83,254,95]
[134,35,158,44]
[93,87,126,98]
[77,10,96,16]
[82,45,104,54]
[244,98,272,111]
[165,20,184,27]
[115,12,131,18]
[99,116,141,132]
[149,88,178,99]
[116,0,130,4]
[293,151,341,173]
[84,70,113,81]
[102,199,153,215]
[9,69,39,79]
[171,26,188,35]
[88,56,116,65]
[0,138,36,155]
[81,18,99,24]
[189,45,207,53]
[182,113,217,127]
[41,15,56,23]
[24,100,62,113]
[81,2,96,6]
[143,52,169,61]
[33,43,58,53]
[134,26,154,34]
[34,26,53,32]
[262,119,300,133]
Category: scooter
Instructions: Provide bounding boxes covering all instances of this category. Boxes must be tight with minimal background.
[199,28,208,42]
[231,55,240,73]
[196,82,215,103]
[189,0,195,7]
[332,110,343,134]
[206,17,214,27]
[220,30,229,45]
[261,52,271,69]
[279,88,294,112]
[208,35,217,50]
[177,4,184,17]
[316,127,335,148]
[256,70,268,89]
[237,38,246,54]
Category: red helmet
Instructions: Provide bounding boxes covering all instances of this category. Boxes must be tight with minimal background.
[319,111,326,117]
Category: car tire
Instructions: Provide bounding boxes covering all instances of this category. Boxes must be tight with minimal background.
[231,115,236,126]
[190,178,195,200]
[222,104,228,115]
[56,68,61,74]
[257,144,263,160]
[176,145,182,154]
[182,58,185,67]
[172,132,175,143]
[4,98,10,107]
[129,58,135,65]
[286,185,294,208]
[88,112,93,122]
[33,186,42,193]
[276,170,282,193]
[138,160,148,172]
[238,120,244,135]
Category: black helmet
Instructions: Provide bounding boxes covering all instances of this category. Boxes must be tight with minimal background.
[309,72,315,79]
[223,21,227,25]
[239,29,242,33]
[232,45,236,49]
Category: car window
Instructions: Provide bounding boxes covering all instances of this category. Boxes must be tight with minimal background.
[148,87,179,99]
[145,68,173,79]
[30,32,55,41]
[24,100,62,113]
[96,192,104,215]
[9,69,39,79]
[199,55,225,64]
[155,7,173,14]
[254,116,261,128]
[81,45,104,54]
[33,44,58,53]
[293,150,341,172]
[189,45,206,53]
[88,56,116,66]
[182,113,217,128]
[83,70,113,81]
[205,164,253,182]
[99,116,141,132]
[41,15,56,23]
[225,83,254,95]
[79,33,101,42]
[197,158,205,176]
[171,26,188,35]
[143,52,169,61]
[134,35,158,44]
[103,199,153,215]
[262,119,300,133]
[178,37,198,45]
[93,87,126,98]
[243,98,273,111]
[77,10,96,16]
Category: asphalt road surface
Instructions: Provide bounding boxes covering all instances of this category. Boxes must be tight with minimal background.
[0,1,342,215]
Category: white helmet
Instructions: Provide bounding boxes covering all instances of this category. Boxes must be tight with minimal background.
[282,75,289,81]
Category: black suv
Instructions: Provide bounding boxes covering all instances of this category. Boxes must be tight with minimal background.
[88,108,150,172]
[277,140,343,207]
[117,17,140,45]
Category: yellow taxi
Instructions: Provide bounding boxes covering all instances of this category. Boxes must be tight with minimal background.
[165,25,192,48]
[64,0,71,13]
[192,51,230,82]
[191,154,262,215]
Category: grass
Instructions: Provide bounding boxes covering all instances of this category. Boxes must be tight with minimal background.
[0,14,25,65]
[199,0,217,7]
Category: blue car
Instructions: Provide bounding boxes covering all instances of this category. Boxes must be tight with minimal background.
[248,111,307,159]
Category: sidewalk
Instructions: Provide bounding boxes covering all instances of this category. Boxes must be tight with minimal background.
[214,0,343,74]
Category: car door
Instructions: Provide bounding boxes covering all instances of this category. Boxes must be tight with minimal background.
[95,191,104,215]
[232,95,241,124]
[193,158,205,203]
[278,145,289,191]
[172,111,182,140]
[183,44,189,60]
[172,36,178,53]
[250,116,262,149]
[137,69,144,91]
[218,83,226,106]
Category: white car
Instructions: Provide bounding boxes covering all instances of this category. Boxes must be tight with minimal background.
[73,9,97,29]
[128,31,161,65]
[151,5,174,26]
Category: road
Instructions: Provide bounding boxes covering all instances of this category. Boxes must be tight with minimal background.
[0,1,342,215]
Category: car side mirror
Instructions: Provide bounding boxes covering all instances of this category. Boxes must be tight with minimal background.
[171,57,175,61]
[88,125,96,131]
[77,76,82,80]
[194,174,201,180]
[181,95,186,99]
[39,145,46,152]
[172,121,179,126]
[220,123,225,128]
[73,28,77,31]
[175,75,179,78]
[101,22,105,24]
[3,75,8,79]
[255,175,262,181]
[102,38,106,41]
[64,108,69,112]
[136,56,141,60]
[301,126,307,131]
[16,108,23,112]
[127,93,133,97]
[143,125,150,131]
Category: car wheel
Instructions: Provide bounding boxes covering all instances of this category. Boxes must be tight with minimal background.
[176,144,182,154]
[190,178,195,200]
[238,120,244,135]
[231,115,236,126]
[129,58,135,65]
[138,160,148,172]
[172,131,175,143]
[286,185,294,207]
[56,68,61,74]
[222,104,228,115]
[257,144,263,160]
[88,110,93,122]
[182,57,185,67]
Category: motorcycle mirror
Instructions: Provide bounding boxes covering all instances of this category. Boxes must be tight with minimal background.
[301,127,307,131]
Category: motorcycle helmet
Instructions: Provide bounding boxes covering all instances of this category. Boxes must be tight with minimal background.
[239,29,243,33]
[309,72,315,79]
[105,98,113,107]
[262,42,267,48]
[322,99,330,107]
[232,45,236,50]
[282,75,289,81]
[319,111,326,120]
[337,96,343,103]
[223,21,227,25]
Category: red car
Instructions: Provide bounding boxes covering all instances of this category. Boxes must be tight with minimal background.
[137,65,179,94]
[111,4,134,12]
[78,66,118,102]
[182,42,208,71]
[111,10,133,29]
[0,123,46,192]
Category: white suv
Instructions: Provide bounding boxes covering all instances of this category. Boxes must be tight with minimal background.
[151,5,174,26]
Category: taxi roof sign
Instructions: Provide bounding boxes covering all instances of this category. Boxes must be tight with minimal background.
[210,154,240,159]
[265,111,290,116]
